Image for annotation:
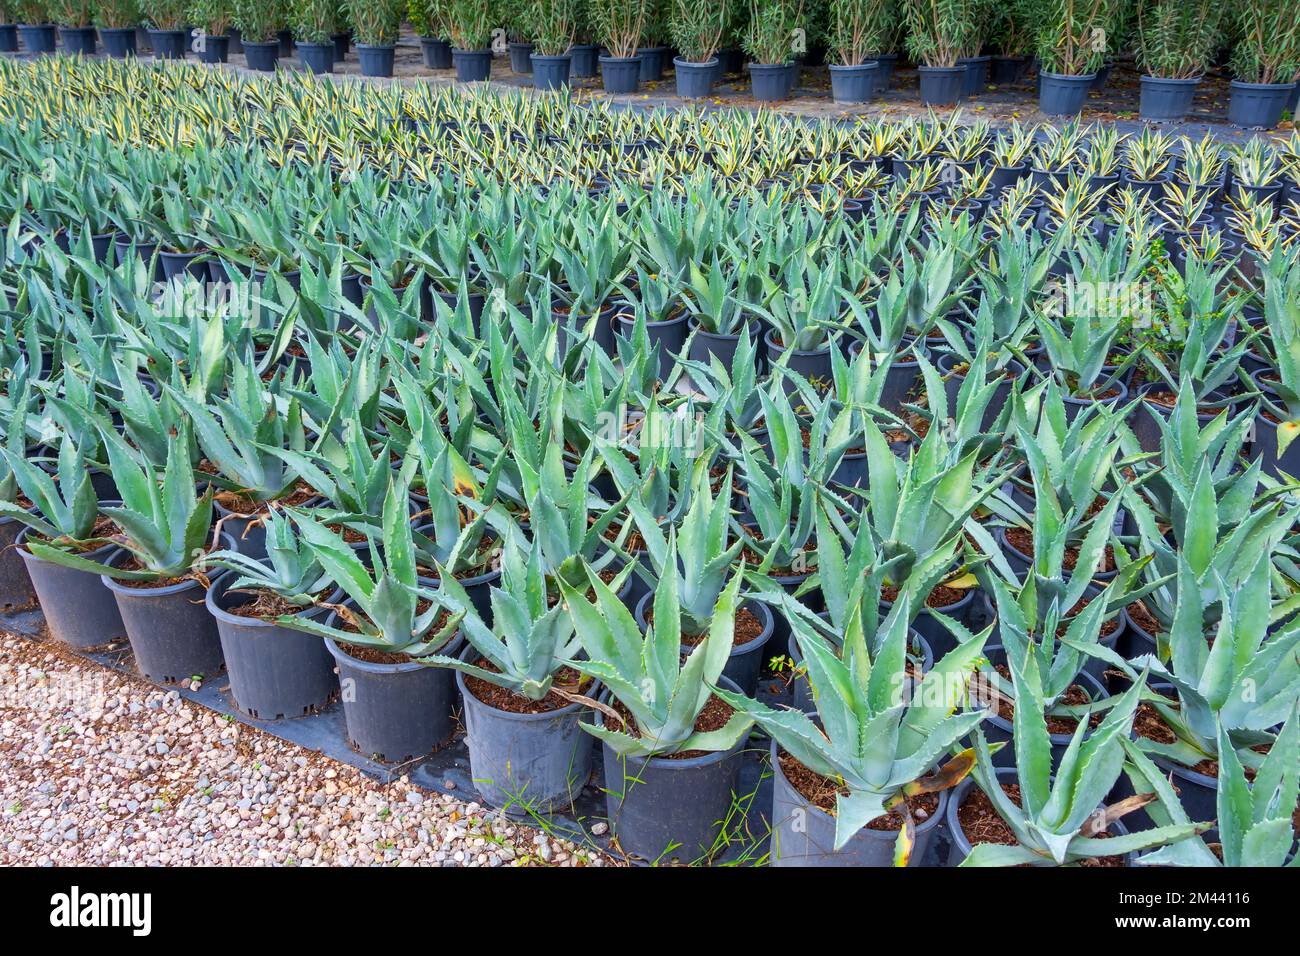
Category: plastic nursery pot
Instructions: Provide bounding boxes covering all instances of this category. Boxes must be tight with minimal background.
[455,647,596,815]
[599,55,642,94]
[158,249,208,282]
[748,62,796,102]
[531,53,571,91]
[869,51,897,91]
[673,58,717,98]
[100,539,233,684]
[18,24,57,53]
[917,65,964,106]
[978,668,1113,772]
[1131,384,1232,454]
[771,732,948,867]
[638,45,667,82]
[944,767,1133,865]
[199,34,229,64]
[452,48,492,83]
[277,28,293,55]
[213,494,321,562]
[936,352,1025,435]
[242,40,278,71]
[508,41,533,73]
[828,62,878,103]
[569,43,598,78]
[205,571,338,720]
[229,27,242,53]
[1228,80,1293,129]
[1247,377,1300,479]
[331,31,348,60]
[0,24,15,52]
[357,44,396,78]
[1038,71,1096,116]
[595,676,749,864]
[148,28,187,59]
[959,55,990,96]
[615,309,689,381]
[991,55,1026,85]
[764,329,832,393]
[419,36,450,69]
[633,594,774,696]
[0,513,37,612]
[59,26,96,55]
[323,605,465,764]
[15,525,126,650]
[686,318,759,374]
[1139,75,1199,122]
[297,41,334,74]
[1061,379,1130,423]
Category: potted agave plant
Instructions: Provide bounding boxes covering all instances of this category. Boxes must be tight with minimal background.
[346,0,400,76]
[142,0,188,57]
[1134,0,1220,122]
[825,0,880,103]
[204,509,339,720]
[289,0,335,72]
[744,0,801,101]
[0,3,15,52]
[410,0,452,68]
[590,0,647,94]
[14,0,55,52]
[530,0,578,89]
[422,538,596,814]
[1227,1,1300,128]
[49,0,95,53]
[1035,0,1113,115]
[446,0,493,81]
[190,0,234,63]
[279,478,464,763]
[0,437,126,650]
[903,0,973,105]
[562,562,755,863]
[668,0,725,96]
[234,0,281,68]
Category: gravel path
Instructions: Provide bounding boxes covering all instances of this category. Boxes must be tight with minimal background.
[0,633,611,867]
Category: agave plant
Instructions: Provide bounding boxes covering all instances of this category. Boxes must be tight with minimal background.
[205,507,333,608]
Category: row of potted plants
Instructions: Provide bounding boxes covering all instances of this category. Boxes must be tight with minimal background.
[0,74,1298,863]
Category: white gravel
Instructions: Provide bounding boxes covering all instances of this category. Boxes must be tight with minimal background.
[0,633,611,867]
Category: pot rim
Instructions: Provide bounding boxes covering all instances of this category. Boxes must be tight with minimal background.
[203,569,325,628]
[592,675,747,770]
[454,643,594,722]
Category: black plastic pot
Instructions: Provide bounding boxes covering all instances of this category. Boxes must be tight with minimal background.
[16,527,126,649]
[991,55,1026,85]
[615,309,688,380]
[979,669,1111,771]
[18,24,56,53]
[508,40,533,73]
[1139,75,1199,122]
[599,55,642,94]
[569,43,598,77]
[324,610,464,764]
[229,27,242,52]
[148,28,186,59]
[673,57,716,97]
[595,676,748,863]
[686,319,758,376]
[633,594,773,696]
[159,249,208,281]
[199,33,229,63]
[452,47,492,82]
[1038,70,1095,115]
[0,24,15,52]
[357,44,395,78]
[765,330,831,392]
[828,62,878,103]
[936,352,1024,434]
[1131,384,1231,454]
[959,55,989,96]
[0,514,37,612]
[918,65,964,106]
[101,541,232,684]
[331,31,348,60]
[297,41,333,74]
[1250,398,1300,480]
[1228,80,1292,129]
[60,25,96,54]
[277,28,292,55]
[206,572,338,719]
[419,35,451,69]
[1061,379,1129,423]
[945,767,1134,865]
[638,45,667,82]
[771,732,948,866]
[242,39,278,71]
[748,62,796,101]
[455,647,595,814]
[870,51,897,90]
[213,495,318,561]
[531,53,571,91]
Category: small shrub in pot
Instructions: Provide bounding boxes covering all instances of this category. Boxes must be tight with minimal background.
[668,0,725,97]
[14,0,57,52]
[903,0,975,105]
[289,0,337,72]
[743,0,801,101]
[345,0,401,76]
[445,0,493,81]
[189,0,234,62]
[1227,0,1300,128]
[409,0,452,68]
[234,0,282,68]
[1134,0,1221,122]
[142,0,189,57]
[825,0,882,104]
[590,0,647,93]
[1033,0,1111,114]
[529,0,579,90]
[48,0,96,54]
